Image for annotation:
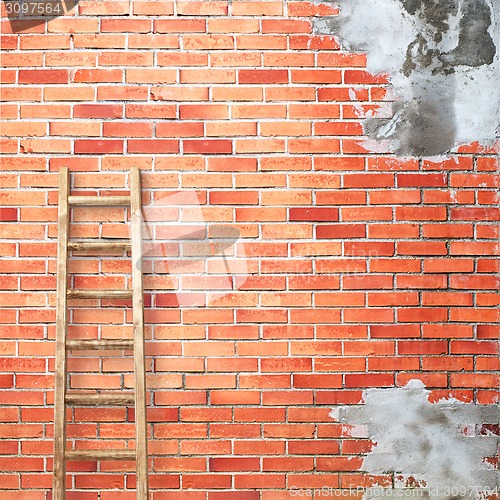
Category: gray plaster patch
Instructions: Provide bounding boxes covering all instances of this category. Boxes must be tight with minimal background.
[330,380,499,498]
[313,0,500,155]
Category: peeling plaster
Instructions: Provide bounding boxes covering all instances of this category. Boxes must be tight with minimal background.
[314,0,500,156]
[330,380,500,497]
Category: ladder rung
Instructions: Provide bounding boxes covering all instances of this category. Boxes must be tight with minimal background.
[67,289,133,299]
[65,449,136,461]
[68,240,131,252]
[68,196,131,206]
[67,339,134,351]
[65,393,135,406]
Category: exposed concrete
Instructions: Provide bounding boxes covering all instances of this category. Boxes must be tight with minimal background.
[314,0,500,156]
[330,380,500,498]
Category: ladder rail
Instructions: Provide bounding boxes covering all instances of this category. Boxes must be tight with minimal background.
[53,168,70,500]
[130,167,149,499]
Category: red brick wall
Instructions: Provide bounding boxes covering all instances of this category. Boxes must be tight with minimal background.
[0,0,499,497]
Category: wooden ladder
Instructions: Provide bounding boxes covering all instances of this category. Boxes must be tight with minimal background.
[53,167,149,499]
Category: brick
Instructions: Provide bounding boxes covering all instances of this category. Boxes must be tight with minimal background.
[50,121,100,137]
[345,374,394,388]
[263,457,314,471]
[97,86,149,101]
[451,208,499,221]
[232,2,283,16]
[184,140,232,154]
[21,104,71,118]
[0,105,18,120]
[316,190,366,205]
[179,474,230,489]
[209,19,259,33]
[292,70,341,83]
[316,224,365,239]
[450,275,499,290]
[0,139,17,153]
[289,104,340,119]
[344,308,394,323]
[318,53,366,67]
[211,86,262,102]
[47,18,99,33]
[396,207,447,221]
[234,174,285,189]
[1,88,42,102]
[261,122,311,137]
[264,52,314,67]
[289,208,338,222]
[210,458,260,472]
[422,224,473,239]
[235,139,285,153]
[289,139,340,154]
[19,69,69,84]
[180,104,229,120]
[315,358,364,372]
[344,70,389,84]
[450,242,499,256]
[158,52,208,67]
[101,19,152,33]
[262,19,312,34]
[288,1,339,16]
[0,35,18,50]
[397,241,447,256]
[233,104,286,119]
[315,121,363,136]
[20,139,70,154]
[99,51,153,66]
[179,1,228,16]
[80,1,130,15]
[0,208,18,221]
[180,68,236,83]
[423,324,473,338]
[74,140,123,154]
[73,104,122,119]
[398,173,447,187]
[73,34,126,48]
[44,86,95,102]
[129,34,178,49]
[45,51,97,67]
[103,122,153,138]
[132,2,175,15]
[155,19,207,33]
[183,34,234,50]
[451,374,499,388]
[239,69,288,84]
[2,121,44,137]
[266,87,316,102]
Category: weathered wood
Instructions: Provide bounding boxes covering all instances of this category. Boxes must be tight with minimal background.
[53,167,70,500]
[66,393,135,406]
[66,339,134,351]
[68,195,131,206]
[68,240,131,252]
[130,166,149,499]
[67,289,133,299]
[65,449,136,461]
[53,168,148,498]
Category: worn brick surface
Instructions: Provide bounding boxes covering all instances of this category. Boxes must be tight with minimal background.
[0,0,499,496]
